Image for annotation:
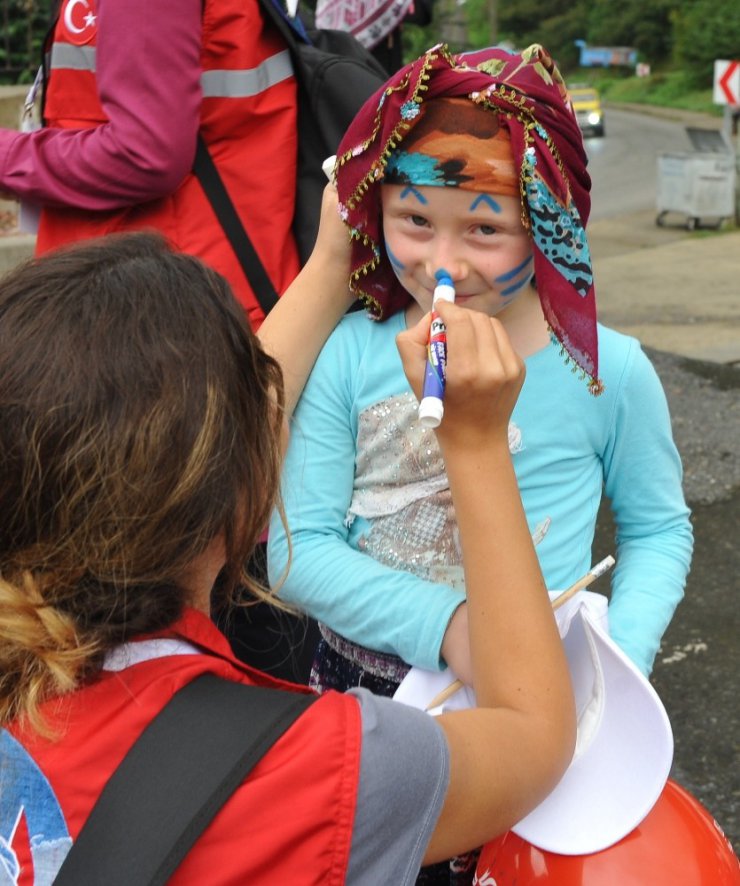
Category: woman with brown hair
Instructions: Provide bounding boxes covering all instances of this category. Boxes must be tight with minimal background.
[0,192,573,882]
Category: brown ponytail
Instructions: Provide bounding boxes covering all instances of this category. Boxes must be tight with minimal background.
[0,233,284,728]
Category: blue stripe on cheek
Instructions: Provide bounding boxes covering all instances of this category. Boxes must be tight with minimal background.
[470,194,502,213]
[385,241,406,271]
[500,274,533,297]
[495,255,533,283]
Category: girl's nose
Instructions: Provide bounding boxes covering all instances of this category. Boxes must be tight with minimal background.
[425,245,467,285]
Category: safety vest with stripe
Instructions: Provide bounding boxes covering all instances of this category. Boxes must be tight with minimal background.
[5,610,361,883]
[39,0,300,329]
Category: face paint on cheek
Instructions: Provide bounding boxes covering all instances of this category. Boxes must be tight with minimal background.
[384,240,406,274]
[500,273,535,298]
[495,255,534,298]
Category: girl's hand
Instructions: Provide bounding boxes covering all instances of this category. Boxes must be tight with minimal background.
[308,182,353,283]
[258,183,354,418]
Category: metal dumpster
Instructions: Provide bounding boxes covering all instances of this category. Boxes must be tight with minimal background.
[656,128,736,230]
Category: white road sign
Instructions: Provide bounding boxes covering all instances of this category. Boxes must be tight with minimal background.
[713,59,739,105]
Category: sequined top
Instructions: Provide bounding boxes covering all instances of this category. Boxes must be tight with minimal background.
[268,311,692,676]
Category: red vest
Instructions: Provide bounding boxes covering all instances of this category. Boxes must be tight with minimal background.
[7,609,361,884]
[39,0,301,329]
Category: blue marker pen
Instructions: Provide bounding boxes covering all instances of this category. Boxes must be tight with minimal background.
[418,270,456,428]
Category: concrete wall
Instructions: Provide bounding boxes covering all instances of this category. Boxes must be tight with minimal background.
[0,85,27,129]
[0,86,37,275]
[0,233,36,274]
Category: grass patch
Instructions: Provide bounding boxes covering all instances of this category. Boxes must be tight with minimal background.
[567,68,721,117]
[690,221,738,238]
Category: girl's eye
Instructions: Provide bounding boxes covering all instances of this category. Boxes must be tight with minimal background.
[409,215,428,227]
[477,224,497,236]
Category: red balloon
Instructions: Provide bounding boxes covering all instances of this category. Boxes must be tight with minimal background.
[475,780,740,885]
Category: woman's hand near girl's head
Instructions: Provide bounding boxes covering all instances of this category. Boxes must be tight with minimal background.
[257,182,355,418]
[312,180,354,270]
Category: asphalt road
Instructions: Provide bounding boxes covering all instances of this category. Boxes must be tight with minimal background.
[585,105,725,223]
[584,105,739,854]
[591,352,739,855]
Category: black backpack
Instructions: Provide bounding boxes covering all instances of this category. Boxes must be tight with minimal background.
[194,0,388,313]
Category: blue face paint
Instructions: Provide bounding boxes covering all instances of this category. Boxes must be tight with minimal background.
[384,240,406,272]
[501,275,533,298]
[495,254,533,283]
[469,193,502,213]
[495,254,534,298]
[399,185,428,204]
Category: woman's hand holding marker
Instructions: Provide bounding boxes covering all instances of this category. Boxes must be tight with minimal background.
[398,300,525,447]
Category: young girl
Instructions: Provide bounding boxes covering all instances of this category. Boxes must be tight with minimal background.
[268,45,692,744]
[0,225,575,882]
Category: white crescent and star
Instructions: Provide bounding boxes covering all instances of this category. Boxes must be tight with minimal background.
[63,0,96,35]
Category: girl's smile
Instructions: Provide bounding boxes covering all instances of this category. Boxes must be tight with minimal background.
[381,183,535,319]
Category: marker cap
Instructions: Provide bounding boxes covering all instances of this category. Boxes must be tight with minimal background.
[433,283,455,306]
[418,396,444,428]
[322,155,336,180]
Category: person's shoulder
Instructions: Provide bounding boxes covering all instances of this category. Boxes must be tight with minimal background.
[596,323,666,404]
[597,322,640,360]
[320,308,405,366]
[288,688,364,745]
[526,327,640,399]
[598,323,655,374]
[346,687,448,877]
[596,323,652,380]
[336,307,405,338]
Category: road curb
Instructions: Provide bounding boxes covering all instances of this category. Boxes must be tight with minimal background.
[605,101,723,129]
[592,223,740,365]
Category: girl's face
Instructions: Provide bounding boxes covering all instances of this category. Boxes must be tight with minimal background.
[381,184,534,318]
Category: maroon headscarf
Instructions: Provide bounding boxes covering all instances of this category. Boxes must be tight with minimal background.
[334,43,603,394]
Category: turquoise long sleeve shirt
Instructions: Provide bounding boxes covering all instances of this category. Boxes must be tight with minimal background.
[268,311,693,677]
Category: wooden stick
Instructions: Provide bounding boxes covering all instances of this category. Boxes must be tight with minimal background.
[551,555,616,611]
[424,555,616,711]
[423,678,466,711]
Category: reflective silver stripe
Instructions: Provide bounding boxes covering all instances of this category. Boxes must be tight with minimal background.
[201,49,293,98]
[48,44,291,99]
[49,41,96,71]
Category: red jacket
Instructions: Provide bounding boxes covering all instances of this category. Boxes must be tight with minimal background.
[7,609,361,884]
[38,0,301,328]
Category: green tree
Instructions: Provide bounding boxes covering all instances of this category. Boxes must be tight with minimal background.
[587,0,677,64]
[673,0,740,88]
[0,0,51,84]
[402,0,590,65]
[496,0,588,71]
